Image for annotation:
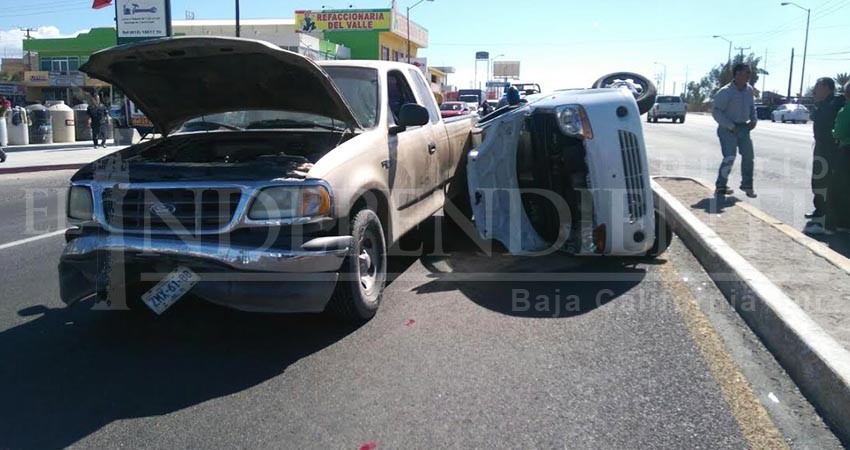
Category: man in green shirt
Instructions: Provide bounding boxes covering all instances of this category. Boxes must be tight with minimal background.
[826,81,850,233]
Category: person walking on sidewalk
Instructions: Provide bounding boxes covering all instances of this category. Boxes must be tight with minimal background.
[86,94,108,148]
[712,63,758,198]
[828,81,850,234]
[804,77,845,235]
[0,96,10,163]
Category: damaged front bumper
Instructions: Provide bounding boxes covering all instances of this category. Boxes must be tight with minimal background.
[59,230,352,313]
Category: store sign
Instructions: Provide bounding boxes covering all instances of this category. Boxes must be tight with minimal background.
[295,9,391,33]
[391,10,429,47]
[117,0,168,41]
[24,71,50,86]
[127,99,153,129]
[410,57,428,76]
[0,83,24,96]
[49,71,85,86]
[493,61,521,79]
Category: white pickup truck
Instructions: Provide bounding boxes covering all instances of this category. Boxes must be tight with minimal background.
[647,95,687,123]
[59,37,477,321]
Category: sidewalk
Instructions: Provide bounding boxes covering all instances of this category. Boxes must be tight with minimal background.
[0,141,128,174]
[653,176,850,441]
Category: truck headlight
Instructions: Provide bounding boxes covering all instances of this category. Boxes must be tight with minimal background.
[67,186,93,221]
[555,105,593,140]
[248,185,331,220]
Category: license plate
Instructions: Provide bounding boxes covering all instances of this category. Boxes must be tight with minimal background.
[141,266,200,315]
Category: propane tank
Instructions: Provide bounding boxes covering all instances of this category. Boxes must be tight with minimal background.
[47,100,76,143]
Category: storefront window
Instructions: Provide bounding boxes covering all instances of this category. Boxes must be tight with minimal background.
[39,57,80,74]
[381,46,390,61]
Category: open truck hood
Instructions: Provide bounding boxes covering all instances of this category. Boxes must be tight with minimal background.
[80,37,361,134]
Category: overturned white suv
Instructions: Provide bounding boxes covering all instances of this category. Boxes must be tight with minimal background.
[465,72,669,257]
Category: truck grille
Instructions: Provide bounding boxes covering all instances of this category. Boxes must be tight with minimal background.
[102,188,242,232]
[618,130,646,220]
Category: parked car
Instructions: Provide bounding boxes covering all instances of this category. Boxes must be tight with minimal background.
[440,101,471,118]
[469,72,669,257]
[647,95,686,123]
[60,37,478,321]
[755,104,771,120]
[771,103,810,123]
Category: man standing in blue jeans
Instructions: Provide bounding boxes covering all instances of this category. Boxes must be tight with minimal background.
[712,63,758,198]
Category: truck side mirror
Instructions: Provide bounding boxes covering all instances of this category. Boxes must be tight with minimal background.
[391,103,430,134]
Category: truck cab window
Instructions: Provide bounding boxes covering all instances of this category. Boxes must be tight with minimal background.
[387,70,418,125]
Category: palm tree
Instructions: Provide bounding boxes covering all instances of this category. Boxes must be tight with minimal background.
[836,73,849,92]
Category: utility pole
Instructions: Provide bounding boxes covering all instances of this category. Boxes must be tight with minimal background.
[762,49,768,97]
[787,48,795,100]
[735,46,751,60]
[20,28,35,70]
[683,65,688,97]
[235,0,241,37]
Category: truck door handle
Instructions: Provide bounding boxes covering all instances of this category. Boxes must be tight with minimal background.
[428,142,437,155]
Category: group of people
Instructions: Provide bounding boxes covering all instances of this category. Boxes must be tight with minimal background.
[711,63,850,236]
[0,93,110,164]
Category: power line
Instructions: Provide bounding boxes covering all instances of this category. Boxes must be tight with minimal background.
[2,6,93,18]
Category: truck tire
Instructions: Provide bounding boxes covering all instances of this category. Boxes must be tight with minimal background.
[327,208,387,322]
[680,116,685,123]
[591,72,657,115]
[645,209,672,257]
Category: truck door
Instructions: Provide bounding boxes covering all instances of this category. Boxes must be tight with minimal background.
[386,70,440,222]
[407,68,451,186]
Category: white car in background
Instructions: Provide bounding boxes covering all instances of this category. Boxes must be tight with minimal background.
[771,103,810,124]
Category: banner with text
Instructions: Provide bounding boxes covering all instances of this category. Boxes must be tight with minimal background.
[295,9,392,33]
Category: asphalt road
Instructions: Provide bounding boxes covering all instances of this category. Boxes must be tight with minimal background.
[0,168,843,448]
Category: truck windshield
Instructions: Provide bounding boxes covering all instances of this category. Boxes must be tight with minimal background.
[458,95,479,103]
[657,96,681,103]
[324,66,380,128]
[177,110,347,133]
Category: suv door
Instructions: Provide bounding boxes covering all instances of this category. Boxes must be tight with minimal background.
[386,70,440,226]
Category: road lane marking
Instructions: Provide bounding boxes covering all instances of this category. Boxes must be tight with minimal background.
[659,261,789,450]
[0,229,68,251]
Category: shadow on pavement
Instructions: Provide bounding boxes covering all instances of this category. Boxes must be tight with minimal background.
[0,297,360,449]
[406,217,649,318]
[691,196,739,214]
[807,232,850,259]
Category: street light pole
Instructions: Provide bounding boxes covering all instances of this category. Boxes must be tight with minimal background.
[712,35,732,64]
[782,3,810,97]
[406,0,433,64]
[654,61,667,95]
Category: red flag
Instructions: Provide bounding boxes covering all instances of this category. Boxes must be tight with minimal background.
[92,0,112,9]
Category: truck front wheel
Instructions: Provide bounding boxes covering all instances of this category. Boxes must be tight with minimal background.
[327,208,387,322]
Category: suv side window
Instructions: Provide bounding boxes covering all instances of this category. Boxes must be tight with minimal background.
[408,68,440,124]
[387,70,418,125]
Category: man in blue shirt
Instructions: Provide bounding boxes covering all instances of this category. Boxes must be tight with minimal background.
[712,63,758,198]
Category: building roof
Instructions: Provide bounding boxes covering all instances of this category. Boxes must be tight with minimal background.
[172,19,295,27]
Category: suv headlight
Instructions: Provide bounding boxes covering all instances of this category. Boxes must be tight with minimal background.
[555,105,593,140]
[67,186,93,221]
[248,185,331,220]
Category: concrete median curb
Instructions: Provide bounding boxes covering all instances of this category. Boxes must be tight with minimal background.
[652,177,850,443]
[0,164,86,175]
[675,176,850,277]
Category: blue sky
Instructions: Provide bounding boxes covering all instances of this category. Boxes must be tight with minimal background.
[1,0,848,95]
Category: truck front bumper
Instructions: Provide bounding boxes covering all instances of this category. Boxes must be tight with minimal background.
[59,231,353,313]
